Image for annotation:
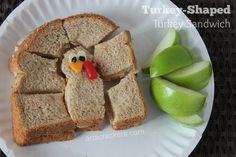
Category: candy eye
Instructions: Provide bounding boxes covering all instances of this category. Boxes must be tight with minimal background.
[78,56,86,61]
[77,51,87,60]
[71,57,77,63]
[69,53,79,63]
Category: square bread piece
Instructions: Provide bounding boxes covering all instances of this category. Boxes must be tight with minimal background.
[9,52,65,94]
[15,19,70,58]
[11,93,76,146]
[94,30,137,81]
[63,13,118,48]
[61,47,105,130]
[107,73,147,130]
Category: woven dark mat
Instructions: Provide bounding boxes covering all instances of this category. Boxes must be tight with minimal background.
[0,0,235,157]
[172,1,236,157]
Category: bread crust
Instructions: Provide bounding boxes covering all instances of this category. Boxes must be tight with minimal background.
[15,131,76,146]
[11,93,76,145]
[9,50,27,75]
[63,13,118,31]
[75,120,103,131]
[106,74,148,130]
[74,117,104,130]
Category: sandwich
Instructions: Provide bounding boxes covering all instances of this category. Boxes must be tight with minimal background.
[8,13,147,146]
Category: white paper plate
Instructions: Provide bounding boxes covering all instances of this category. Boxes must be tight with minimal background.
[0,0,214,157]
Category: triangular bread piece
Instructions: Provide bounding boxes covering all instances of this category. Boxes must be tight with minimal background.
[63,13,118,48]
[94,30,137,80]
[16,19,70,58]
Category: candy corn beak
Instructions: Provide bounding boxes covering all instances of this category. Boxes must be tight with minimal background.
[69,61,83,73]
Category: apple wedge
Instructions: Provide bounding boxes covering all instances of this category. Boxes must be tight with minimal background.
[142,28,181,73]
[150,45,193,78]
[151,77,206,116]
[171,114,204,126]
[163,61,212,90]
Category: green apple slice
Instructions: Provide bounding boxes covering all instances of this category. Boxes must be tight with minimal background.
[151,77,206,116]
[149,45,193,78]
[142,28,181,73]
[171,114,204,126]
[163,61,212,90]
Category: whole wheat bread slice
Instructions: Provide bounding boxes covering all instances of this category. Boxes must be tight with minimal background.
[94,30,137,81]
[62,47,105,130]
[9,52,65,94]
[12,72,65,94]
[107,73,147,130]
[63,13,118,48]
[15,19,70,58]
[9,51,58,74]
[11,93,76,146]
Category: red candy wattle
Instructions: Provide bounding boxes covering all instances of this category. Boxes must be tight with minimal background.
[83,60,99,80]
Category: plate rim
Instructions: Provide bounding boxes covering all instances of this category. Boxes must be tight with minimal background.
[0,0,215,156]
